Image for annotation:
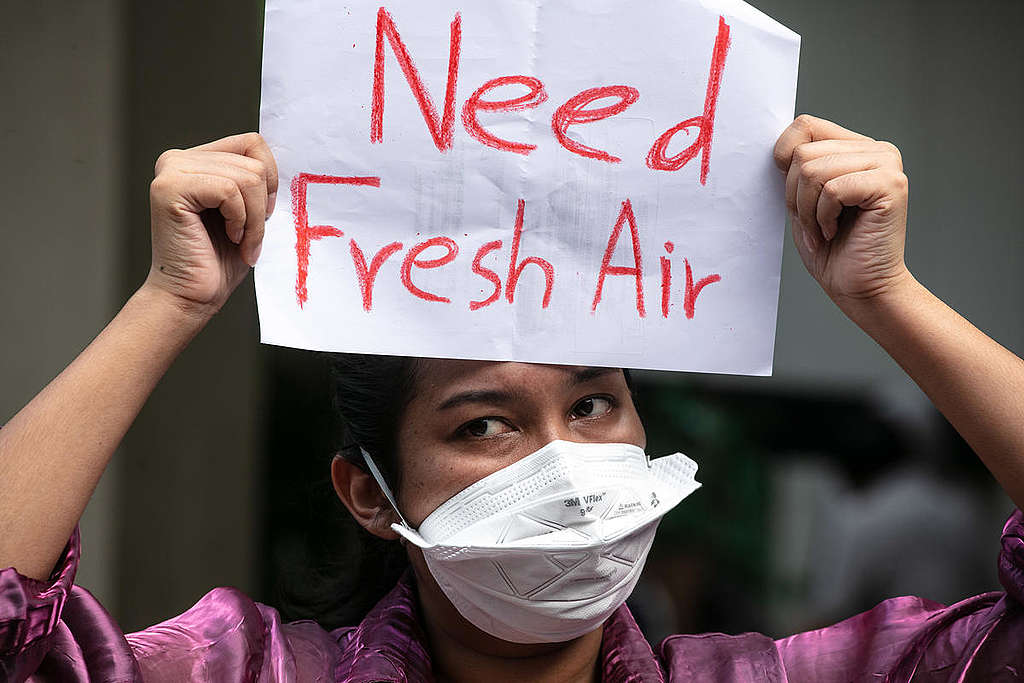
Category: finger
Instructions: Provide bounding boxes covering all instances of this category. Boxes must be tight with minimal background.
[784,140,893,208]
[192,133,279,216]
[157,154,268,263]
[233,170,266,265]
[156,150,270,210]
[187,150,277,222]
[787,139,902,171]
[238,185,267,267]
[169,173,248,243]
[174,150,268,181]
[815,168,909,239]
[773,114,872,172]
[794,152,895,240]
[176,163,265,259]
[791,210,822,261]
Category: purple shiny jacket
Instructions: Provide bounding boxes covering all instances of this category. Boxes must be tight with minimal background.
[3,511,1024,682]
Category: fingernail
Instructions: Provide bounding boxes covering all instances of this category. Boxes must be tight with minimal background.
[267,191,277,218]
[802,229,816,253]
[251,242,263,266]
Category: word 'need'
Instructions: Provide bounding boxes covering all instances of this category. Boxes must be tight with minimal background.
[371,8,732,183]
[292,174,721,319]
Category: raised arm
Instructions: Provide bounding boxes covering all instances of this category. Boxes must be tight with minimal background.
[774,114,1024,511]
[0,133,278,580]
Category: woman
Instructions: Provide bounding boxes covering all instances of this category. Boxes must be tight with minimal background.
[1,115,1022,682]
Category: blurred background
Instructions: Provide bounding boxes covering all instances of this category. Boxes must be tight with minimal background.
[1,0,1021,642]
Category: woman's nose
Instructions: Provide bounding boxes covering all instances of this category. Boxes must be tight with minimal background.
[534,417,579,449]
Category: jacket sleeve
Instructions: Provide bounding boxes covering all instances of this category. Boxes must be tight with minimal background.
[776,509,1024,682]
[0,528,83,681]
[997,508,1024,604]
[0,527,339,682]
[125,588,339,682]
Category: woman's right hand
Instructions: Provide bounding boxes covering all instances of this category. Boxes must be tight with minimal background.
[143,132,279,317]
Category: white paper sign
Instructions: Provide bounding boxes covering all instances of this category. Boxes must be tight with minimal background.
[257,0,799,374]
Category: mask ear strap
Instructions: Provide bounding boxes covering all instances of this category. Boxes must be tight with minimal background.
[360,447,413,530]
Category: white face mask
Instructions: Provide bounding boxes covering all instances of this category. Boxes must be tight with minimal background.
[362,439,701,644]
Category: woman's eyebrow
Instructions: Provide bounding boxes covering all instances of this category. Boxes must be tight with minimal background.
[437,389,519,411]
[569,367,619,385]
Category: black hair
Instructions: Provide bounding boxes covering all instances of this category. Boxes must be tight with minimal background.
[276,354,419,630]
[330,353,422,485]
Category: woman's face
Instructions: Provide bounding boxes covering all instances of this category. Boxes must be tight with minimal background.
[393,360,646,526]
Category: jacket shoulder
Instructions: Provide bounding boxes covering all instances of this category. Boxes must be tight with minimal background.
[660,631,786,682]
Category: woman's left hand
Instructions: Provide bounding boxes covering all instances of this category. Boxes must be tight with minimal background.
[773,114,911,306]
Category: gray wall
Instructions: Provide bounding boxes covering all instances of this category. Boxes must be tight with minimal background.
[1,0,1021,631]
[0,1,125,611]
[766,0,1024,387]
[114,0,267,632]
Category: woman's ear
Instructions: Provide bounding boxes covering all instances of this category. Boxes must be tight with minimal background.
[331,455,401,540]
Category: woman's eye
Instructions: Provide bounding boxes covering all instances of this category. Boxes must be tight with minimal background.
[461,417,512,438]
[571,396,613,419]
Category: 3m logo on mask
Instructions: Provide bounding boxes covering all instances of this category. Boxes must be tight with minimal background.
[495,487,648,543]
[563,491,607,516]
